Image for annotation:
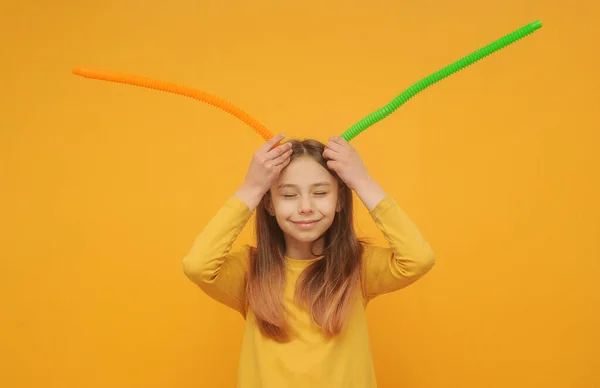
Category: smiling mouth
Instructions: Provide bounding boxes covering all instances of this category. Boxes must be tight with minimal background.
[291,219,322,228]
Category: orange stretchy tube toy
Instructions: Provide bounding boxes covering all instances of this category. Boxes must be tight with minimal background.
[72,67,275,142]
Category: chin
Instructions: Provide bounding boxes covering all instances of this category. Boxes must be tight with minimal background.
[289,232,322,243]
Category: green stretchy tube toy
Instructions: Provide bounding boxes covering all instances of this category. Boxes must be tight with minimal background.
[341,20,542,141]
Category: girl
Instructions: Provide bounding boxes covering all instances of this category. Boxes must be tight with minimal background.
[183,134,435,388]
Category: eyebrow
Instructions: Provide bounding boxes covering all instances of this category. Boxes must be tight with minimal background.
[277,182,331,189]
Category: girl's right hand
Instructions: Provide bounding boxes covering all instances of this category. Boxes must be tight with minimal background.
[235,134,293,209]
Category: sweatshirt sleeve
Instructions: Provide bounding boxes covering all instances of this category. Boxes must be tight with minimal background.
[362,195,436,301]
[182,196,253,316]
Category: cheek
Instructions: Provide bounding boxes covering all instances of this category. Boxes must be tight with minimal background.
[272,198,295,217]
[315,195,339,215]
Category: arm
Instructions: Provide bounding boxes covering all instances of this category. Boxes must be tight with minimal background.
[182,194,254,316]
[322,136,435,300]
[183,134,292,315]
[360,189,435,300]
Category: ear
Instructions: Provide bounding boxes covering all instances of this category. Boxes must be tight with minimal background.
[263,192,275,216]
[336,184,344,212]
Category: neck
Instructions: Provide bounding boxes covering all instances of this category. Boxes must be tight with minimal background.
[284,236,325,260]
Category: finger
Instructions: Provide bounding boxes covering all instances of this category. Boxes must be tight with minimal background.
[322,148,338,160]
[273,148,293,166]
[277,156,292,171]
[260,134,286,153]
[326,138,344,152]
[326,160,340,172]
[266,141,292,160]
[329,136,348,147]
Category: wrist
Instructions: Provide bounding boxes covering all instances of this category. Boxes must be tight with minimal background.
[355,173,374,188]
[235,183,268,211]
[353,176,387,211]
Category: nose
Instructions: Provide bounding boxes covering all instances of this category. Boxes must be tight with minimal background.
[297,196,314,215]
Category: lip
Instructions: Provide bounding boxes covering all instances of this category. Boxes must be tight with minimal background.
[291,219,322,229]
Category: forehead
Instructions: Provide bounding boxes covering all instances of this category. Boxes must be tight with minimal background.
[276,156,335,187]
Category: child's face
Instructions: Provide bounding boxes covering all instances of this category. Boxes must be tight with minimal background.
[269,156,340,245]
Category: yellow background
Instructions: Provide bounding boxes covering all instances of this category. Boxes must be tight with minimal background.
[2,0,599,387]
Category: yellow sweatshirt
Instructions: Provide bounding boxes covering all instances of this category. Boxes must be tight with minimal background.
[183,195,435,388]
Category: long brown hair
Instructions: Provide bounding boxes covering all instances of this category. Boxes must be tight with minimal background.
[245,139,365,342]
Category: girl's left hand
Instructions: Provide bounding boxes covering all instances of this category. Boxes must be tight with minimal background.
[322,136,371,190]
